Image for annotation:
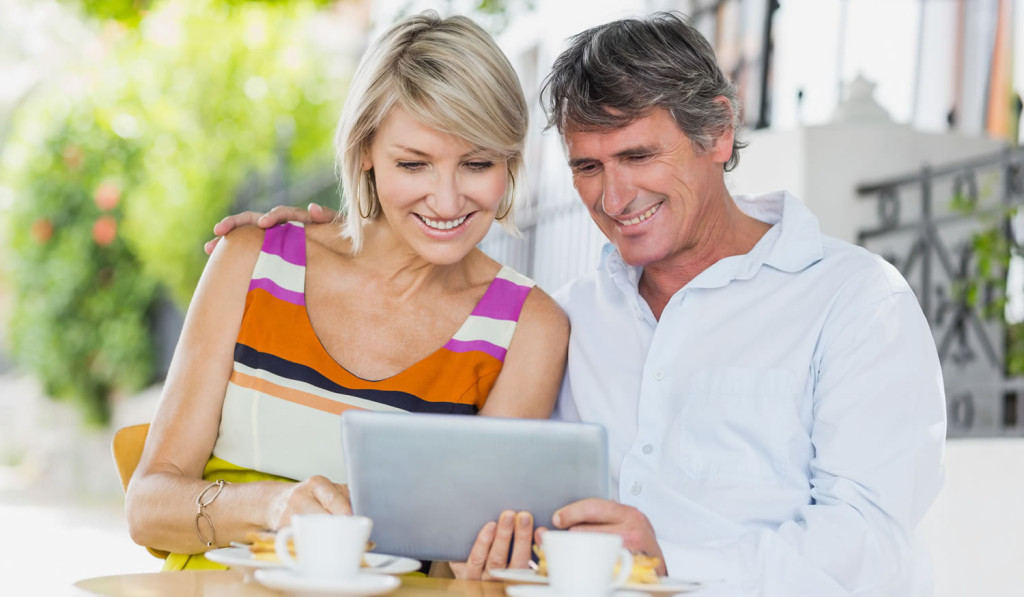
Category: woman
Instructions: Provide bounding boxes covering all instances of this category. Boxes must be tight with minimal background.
[126,12,567,577]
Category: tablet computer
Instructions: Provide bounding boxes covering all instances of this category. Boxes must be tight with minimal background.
[341,410,609,562]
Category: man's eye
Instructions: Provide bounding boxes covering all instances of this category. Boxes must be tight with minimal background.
[626,154,652,162]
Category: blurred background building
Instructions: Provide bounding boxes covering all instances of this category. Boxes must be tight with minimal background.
[0,0,1020,594]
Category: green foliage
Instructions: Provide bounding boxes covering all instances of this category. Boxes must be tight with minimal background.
[952,189,1023,376]
[2,0,342,423]
[111,0,341,306]
[61,0,336,26]
[3,100,157,425]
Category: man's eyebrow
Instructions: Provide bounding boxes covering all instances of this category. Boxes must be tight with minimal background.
[567,157,596,169]
[612,145,659,158]
[567,145,661,169]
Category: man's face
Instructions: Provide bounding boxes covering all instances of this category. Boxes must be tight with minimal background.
[564,108,733,269]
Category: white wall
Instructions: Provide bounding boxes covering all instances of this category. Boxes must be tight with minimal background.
[729,122,1004,243]
[920,440,1024,597]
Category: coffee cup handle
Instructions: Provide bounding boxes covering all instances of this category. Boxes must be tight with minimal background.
[612,548,634,587]
[275,527,298,569]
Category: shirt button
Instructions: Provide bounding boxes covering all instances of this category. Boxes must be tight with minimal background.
[654,369,664,381]
[630,482,642,496]
[642,444,653,455]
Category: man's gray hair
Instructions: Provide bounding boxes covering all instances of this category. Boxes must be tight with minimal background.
[541,11,745,171]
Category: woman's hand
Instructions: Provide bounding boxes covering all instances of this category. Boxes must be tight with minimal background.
[203,203,338,255]
[450,510,534,581]
[265,476,352,530]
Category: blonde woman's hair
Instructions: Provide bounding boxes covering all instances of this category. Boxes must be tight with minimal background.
[335,11,528,252]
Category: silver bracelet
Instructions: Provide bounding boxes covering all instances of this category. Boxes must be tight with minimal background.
[194,479,229,548]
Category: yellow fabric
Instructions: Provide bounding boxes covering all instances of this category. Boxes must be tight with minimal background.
[162,456,296,571]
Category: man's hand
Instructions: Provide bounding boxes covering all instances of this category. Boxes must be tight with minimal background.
[542,498,667,576]
[203,202,338,255]
[450,510,534,581]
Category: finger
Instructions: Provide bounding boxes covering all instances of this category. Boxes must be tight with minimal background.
[258,206,313,228]
[533,526,548,546]
[461,521,498,580]
[281,490,327,522]
[485,511,516,573]
[212,211,261,236]
[552,498,622,529]
[308,203,338,223]
[203,237,220,256]
[507,511,534,570]
[309,476,352,515]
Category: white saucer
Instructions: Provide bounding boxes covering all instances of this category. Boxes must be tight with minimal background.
[254,568,400,595]
[206,547,420,575]
[206,546,281,570]
[505,586,648,597]
[490,568,704,595]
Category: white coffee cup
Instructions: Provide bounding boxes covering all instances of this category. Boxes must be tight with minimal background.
[542,531,633,596]
[275,514,373,580]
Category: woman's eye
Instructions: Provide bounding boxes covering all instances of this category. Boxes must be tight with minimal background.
[397,161,425,171]
[465,161,495,171]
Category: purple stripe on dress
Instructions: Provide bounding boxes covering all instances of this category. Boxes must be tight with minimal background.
[262,224,306,266]
[471,278,533,321]
[444,339,507,362]
[249,278,305,306]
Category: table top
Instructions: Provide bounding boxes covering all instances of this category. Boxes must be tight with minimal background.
[73,569,512,596]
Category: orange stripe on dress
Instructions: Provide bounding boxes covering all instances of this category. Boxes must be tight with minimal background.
[229,369,361,415]
[238,290,502,406]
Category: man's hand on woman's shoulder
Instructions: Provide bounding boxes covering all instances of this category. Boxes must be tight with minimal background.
[203,203,338,255]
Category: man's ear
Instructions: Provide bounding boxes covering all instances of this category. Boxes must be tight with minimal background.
[710,96,735,165]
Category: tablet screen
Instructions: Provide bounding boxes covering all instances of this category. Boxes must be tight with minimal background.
[341,410,609,562]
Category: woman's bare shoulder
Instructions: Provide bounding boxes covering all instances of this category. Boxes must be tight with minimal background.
[217,223,266,255]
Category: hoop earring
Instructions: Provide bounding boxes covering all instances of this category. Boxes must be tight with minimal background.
[359,170,375,220]
[496,171,515,221]
[495,201,512,221]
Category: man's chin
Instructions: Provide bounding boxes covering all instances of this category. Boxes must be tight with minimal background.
[614,244,661,268]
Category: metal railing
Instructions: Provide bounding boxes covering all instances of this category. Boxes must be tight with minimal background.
[857,147,1024,437]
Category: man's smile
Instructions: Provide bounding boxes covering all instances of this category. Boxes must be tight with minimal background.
[612,202,662,227]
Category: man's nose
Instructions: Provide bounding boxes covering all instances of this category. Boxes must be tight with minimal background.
[600,167,634,216]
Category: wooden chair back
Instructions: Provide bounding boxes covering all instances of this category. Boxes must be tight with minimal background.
[111,423,169,559]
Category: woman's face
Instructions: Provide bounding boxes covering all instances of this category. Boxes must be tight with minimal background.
[362,106,508,265]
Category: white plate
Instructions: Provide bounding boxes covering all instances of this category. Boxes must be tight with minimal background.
[254,569,400,596]
[361,553,422,575]
[206,546,281,570]
[506,586,648,597]
[206,547,421,575]
[489,568,704,594]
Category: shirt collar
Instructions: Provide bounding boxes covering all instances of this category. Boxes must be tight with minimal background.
[734,190,823,273]
[599,190,824,291]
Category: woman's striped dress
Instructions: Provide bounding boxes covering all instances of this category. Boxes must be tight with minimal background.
[211,222,537,484]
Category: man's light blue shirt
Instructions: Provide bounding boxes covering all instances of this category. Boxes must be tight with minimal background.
[554,191,946,596]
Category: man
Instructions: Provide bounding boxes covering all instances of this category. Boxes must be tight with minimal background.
[209,12,945,595]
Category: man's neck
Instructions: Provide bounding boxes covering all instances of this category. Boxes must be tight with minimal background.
[638,201,772,320]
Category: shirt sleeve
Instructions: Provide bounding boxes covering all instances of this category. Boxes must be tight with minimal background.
[661,277,947,596]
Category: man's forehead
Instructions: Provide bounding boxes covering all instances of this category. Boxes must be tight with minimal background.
[563,110,682,155]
